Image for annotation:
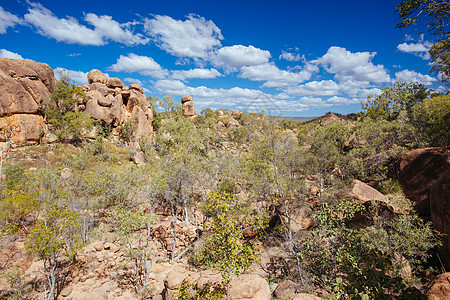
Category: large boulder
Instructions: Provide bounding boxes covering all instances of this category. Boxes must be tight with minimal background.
[87,69,108,84]
[131,106,151,141]
[0,58,56,92]
[0,114,44,144]
[0,70,39,115]
[348,179,395,224]
[229,274,271,300]
[0,58,55,145]
[181,95,196,117]
[399,148,450,216]
[431,170,450,270]
[427,272,450,300]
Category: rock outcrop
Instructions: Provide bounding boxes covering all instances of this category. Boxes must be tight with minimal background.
[398,148,450,216]
[83,69,153,142]
[181,95,196,117]
[431,170,450,270]
[0,58,56,145]
[229,274,271,300]
[427,272,450,300]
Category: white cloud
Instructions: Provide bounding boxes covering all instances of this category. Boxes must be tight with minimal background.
[24,3,147,46]
[172,68,222,80]
[123,78,143,85]
[326,96,360,105]
[284,80,341,96]
[0,6,22,34]
[0,49,23,59]
[318,46,390,83]
[84,13,149,45]
[279,50,304,62]
[395,70,437,85]
[108,53,168,79]
[213,45,271,69]
[54,67,88,85]
[397,42,432,60]
[240,63,313,87]
[144,14,223,58]
[153,79,333,113]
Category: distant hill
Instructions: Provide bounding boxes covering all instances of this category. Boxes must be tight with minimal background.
[268,115,319,123]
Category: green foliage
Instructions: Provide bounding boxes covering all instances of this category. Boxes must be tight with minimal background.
[3,164,26,190]
[44,77,93,142]
[422,94,450,147]
[2,268,24,300]
[395,0,450,82]
[0,190,39,234]
[26,207,81,260]
[175,280,225,300]
[199,192,258,297]
[118,118,134,142]
[297,198,439,298]
[107,206,156,295]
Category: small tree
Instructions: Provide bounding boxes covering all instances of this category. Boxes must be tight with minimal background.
[199,192,258,299]
[26,208,81,300]
[107,206,156,297]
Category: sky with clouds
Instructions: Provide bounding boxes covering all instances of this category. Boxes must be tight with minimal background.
[0,0,445,116]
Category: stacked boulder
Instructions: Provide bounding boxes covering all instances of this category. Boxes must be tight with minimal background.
[0,58,56,145]
[83,69,153,141]
[181,95,196,117]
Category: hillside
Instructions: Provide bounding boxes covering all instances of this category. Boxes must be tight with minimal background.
[0,58,449,300]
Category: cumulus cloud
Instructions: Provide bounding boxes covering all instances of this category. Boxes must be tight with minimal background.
[318,46,390,83]
[326,96,360,105]
[0,6,22,34]
[240,63,313,87]
[24,3,148,46]
[395,69,437,85]
[123,78,144,85]
[145,14,223,58]
[54,67,88,85]
[213,45,271,69]
[397,41,432,60]
[279,50,304,62]
[284,80,341,96]
[84,13,149,45]
[108,53,168,79]
[172,68,222,80]
[0,49,23,59]
[153,79,333,113]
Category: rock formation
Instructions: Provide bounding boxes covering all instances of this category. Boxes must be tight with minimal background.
[0,58,56,145]
[181,95,196,117]
[83,69,153,142]
[398,147,450,217]
[431,170,450,270]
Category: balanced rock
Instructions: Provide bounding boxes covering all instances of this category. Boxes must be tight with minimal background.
[106,77,124,89]
[399,148,450,216]
[87,69,108,84]
[181,95,196,117]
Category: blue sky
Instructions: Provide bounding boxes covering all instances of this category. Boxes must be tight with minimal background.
[0,0,445,116]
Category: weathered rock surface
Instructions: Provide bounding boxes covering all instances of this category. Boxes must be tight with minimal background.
[88,69,108,84]
[0,58,56,145]
[181,95,196,117]
[349,179,389,205]
[291,293,322,300]
[0,114,44,144]
[229,274,271,300]
[431,170,450,270]
[273,279,298,299]
[427,272,450,300]
[398,148,450,216]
